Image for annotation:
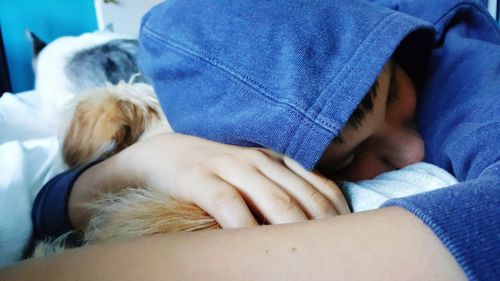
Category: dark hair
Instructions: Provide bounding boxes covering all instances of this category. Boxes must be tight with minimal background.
[332,80,378,144]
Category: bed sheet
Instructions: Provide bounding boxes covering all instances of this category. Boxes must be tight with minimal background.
[0,90,66,266]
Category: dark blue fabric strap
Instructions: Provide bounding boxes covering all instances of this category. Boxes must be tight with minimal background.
[32,159,104,239]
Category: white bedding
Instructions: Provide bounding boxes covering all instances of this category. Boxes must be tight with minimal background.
[0,91,66,266]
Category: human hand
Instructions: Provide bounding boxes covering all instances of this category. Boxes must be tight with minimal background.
[119,133,350,228]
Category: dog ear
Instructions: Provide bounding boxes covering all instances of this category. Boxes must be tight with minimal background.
[63,93,148,167]
[112,99,147,152]
[25,30,47,57]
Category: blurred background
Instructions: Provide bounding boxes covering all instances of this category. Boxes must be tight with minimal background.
[0,0,161,94]
[0,0,498,95]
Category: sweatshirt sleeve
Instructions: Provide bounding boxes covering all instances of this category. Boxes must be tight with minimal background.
[382,173,500,280]
[32,160,103,239]
[382,1,500,280]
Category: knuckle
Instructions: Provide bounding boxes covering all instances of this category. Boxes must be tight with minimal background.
[212,152,240,167]
[328,186,345,202]
[243,148,268,162]
[316,174,337,188]
[209,189,242,208]
[270,193,296,212]
[309,191,333,214]
[308,189,321,202]
[189,162,210,176]
[177,164,208,187]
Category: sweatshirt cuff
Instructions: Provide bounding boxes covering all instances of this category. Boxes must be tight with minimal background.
[381,180,500,281]
[32,159,104,239]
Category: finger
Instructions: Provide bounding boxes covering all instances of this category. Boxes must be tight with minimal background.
[214,161,309,224]
[245,150,337,219]
[179,172,258,228]
[253,149,349,215]
[283,156,351,215]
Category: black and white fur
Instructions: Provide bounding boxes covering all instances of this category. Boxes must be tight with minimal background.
[29,31,150,125]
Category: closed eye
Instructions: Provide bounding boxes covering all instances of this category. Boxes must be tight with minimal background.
[337,153,355,170]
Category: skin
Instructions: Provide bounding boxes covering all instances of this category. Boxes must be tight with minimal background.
[318,60,424,181]
[0,208,466,281]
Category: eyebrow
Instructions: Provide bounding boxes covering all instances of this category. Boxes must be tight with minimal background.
[331,83,378,145]
[333,61,396,145]
[329,151,356,173]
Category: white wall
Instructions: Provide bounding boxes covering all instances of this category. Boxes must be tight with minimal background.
[94,0,164,38]
[488,0,498,20]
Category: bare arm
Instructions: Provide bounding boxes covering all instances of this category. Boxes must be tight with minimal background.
[2,207,465,281]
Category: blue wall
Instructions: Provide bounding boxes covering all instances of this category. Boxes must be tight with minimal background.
[0,0,98,93]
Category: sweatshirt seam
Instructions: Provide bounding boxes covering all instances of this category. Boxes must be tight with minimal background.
[433,2,500,38]
[316,14,397,128]
[288,12,402,155]
[314,12,396,99]
[289,13,419,160]
[478,160,500,179]
[141,25,337,135]
[445,121,500,180]
[313,12,423,129]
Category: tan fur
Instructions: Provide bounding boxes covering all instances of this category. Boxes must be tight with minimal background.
[63,82,171,168]
[33,189,219,257]
[33,82,214,258]
[84,188,220,244]
[31,233,76,258]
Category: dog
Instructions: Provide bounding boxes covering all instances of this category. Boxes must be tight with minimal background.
[28,31,221,257]
[32,82,220,258]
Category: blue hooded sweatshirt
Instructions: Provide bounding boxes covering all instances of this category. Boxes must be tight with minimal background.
[138,0,500,279]
[32,0,499,279]
[138,0,436,170]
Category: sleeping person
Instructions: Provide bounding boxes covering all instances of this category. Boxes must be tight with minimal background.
[29,34,458,246]
[20,0,499,280]
[29,59,458,246]
[27,77,458,253]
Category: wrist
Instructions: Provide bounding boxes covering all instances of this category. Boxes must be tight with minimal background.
[67,150,144,229]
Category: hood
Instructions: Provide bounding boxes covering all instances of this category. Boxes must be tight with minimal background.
[139,0,434,170]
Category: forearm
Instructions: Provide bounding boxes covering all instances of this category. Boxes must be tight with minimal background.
[5,207,466,281]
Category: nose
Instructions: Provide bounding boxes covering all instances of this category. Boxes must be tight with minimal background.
[378,124,424,169]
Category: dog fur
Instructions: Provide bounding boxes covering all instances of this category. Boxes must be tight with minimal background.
[61,83,220,242]
[62,82,170,167]
[31,31,148,129]
[30,32,220,257]
[32,82,219,258]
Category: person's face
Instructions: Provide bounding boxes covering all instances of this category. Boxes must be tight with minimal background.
[317,60,424,181]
